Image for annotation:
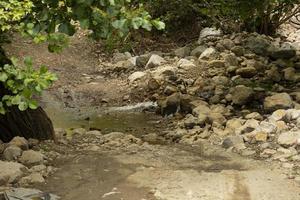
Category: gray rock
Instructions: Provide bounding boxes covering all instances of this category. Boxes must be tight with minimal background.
[223,53,239,67]
[264,93,293,112]
[236,67,257,78]
[191,46,207,57]
[184,114,206,129]
[3,145,22,161]
[159,93,181,116]
[3,188,59,200]
[174,46,191,58]
[19,150,44,166]
[278,131,300,146]
[146,54,166,68]
[268,46,296,60]
[8,137,29,150]
[19,172,45,185]
[208,60,225,68]
[265,66,281,82]
[164,85,177,95]
[199,47,217,60]
[221,39,235,50]
[0,161,27,185]
[231,46,245,56]
[112,52,131,62]
[245,35,272,55]
[230,85,254,105]
[198,27,222,42]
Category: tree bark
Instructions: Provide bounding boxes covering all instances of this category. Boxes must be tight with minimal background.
[0,46,55,142]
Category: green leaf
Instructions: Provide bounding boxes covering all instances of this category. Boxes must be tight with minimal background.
[28,100,38,109]
[0,72,8,82]
[11,95,22,105]
[18,102,28,111]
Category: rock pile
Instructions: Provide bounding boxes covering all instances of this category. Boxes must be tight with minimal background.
[0,137,54,187]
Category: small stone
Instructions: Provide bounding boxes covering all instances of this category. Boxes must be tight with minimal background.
[198,27,222,42]
[226,118,244,130]
[269,109,287,122]
[3,145,22,161]
[164,85,177,95]
[245,112,263,120]
[264,93,293,112]
[254,131,268,142]
[221,39,235,50]
[199,47,217,60]
[136,54,151,68]
[236,67,257,78]
[222,135,244,149]
[19,150,44,166]
[191,46,207,57]
[174,46,191,58]
[230,85,254,105]
[208,60,225,68]
[20,173,45,185]
[231,46,245,56]
[72,128,87,135]
[8,137,29,150]
[148,78,160,91]
[128,71,146,83]
[146,54,166,68]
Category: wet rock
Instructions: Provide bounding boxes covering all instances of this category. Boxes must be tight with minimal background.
[236,67,257,78]
[174,46,191,58]
[191,46,207,57]
[128,71,146,83]
[19,150,44,166]
[146,54,166,68]
[278,131,300,146]
[0,161,27,185]
[8,137,29,151]
[199,47,217,60]
[198,27,222,42]
[3,145,22,161]
[230,85,254,105]
[159,93,181,116]
[264,93,293,112]
[222,135,244,149]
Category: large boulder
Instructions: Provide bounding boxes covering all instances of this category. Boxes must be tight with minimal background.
[264,93,293,112]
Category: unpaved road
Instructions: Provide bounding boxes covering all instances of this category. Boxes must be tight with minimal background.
[36,142,300,200]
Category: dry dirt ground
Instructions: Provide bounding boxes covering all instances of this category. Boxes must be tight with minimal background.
[4,34,300,200]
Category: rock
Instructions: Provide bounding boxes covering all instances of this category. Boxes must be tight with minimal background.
[3,188,59,200]
[151,65,177,80]
[231,46,245,56]
[184,114,205,129]
[223,53,239,67]
[198,27,222,42]
[268,46,296,60]
[86,130,102,136]
[278,131,300,146]
[246,35,272,56]
[177,59,196,70]
[19,173,45,185]
[159,93,181,116]
[221,39,235,50]
[236,67,257,78]
[19,150,44,166]
[208,60,225,68]
[191,46,207,57]
[264,93,293,111]
[72,128,87,135]
[114,60,135,72]
[230,85,254,105]
[136,54,151,68]
[128,71,146,83]
[28,138,39,148]
[265,66,281,82]
[258,121,277,134]
[269,109,287,122]
[8,137,29,150]
[212,75,230,86]
[164,85,177,95]
[226,118,244,130]
[275,121,288,133]
[245,112,263,120]
[174,46,191,58]
[3,145,22,161]
[236,119,260,134]
[255,131,268,142]
[222,135,244,149]
[199,47,217,60]
[148,78,160,90]
[146,54,166,68]
[192,104,211,117]
[291,92,300,103]
[208,112,226,126]
[0,161,26,185]
[283,67,300,82]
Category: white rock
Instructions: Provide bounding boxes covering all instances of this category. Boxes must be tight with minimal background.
[177,59,196,70]
[199,47,217,60]
[278,131,300,146]
[128,71,146,83]
[3,145,22,161]
[257,121,277,134]
[146,54,166,68]
[198,27,222,42]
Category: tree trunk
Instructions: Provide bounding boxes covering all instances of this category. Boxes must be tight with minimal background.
[0,46,55,142]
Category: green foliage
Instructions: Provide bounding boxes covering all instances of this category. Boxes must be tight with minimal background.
[0,57,57,114]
